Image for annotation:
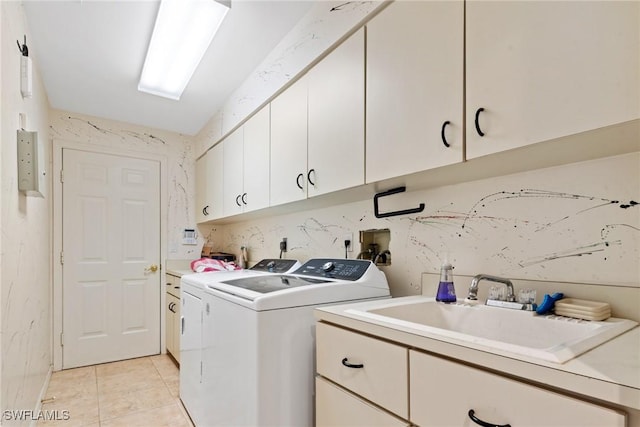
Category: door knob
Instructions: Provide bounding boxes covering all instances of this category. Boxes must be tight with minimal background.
[145,264,159,273]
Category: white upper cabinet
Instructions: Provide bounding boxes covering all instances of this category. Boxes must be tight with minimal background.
[307,27,365,197]
[270,75,309,206]
[271,28,365,204]
[466,0,640,159]
[195,155,208,223]
[242,105,271,213]
[196,143,223,223]
[222,128,244,217]
[206,144,224,219]
[366,1,464,183]
[222,105,271,217]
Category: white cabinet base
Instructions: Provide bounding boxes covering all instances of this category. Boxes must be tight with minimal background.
[410,350,626,427]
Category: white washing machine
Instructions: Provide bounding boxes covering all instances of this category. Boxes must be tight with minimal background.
[179,258,300,426]
[199,258,390,426]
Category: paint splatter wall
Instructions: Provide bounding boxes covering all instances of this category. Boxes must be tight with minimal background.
[205,153,639,295]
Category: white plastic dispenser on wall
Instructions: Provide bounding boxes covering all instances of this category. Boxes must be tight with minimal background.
[17,35,32,98]
[436,261,456,303]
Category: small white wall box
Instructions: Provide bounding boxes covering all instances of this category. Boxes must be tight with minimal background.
[21,56,32,98]
[17,130,43,197]
[182,228,198,245]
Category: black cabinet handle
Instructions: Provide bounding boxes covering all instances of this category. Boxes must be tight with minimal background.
[203,205,209,216]
[341,357,364,369]
[441,121,451,147]
[235,194,242,207]
[307,169,316,186]
[468,409,511,427]
[241,193,247,205]
[296,173,304,190]
[474,108,485,137]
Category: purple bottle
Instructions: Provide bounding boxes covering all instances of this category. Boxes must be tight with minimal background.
[436,261,456,303]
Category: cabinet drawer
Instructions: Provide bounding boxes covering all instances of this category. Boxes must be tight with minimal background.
[166,274,180,298]
[316,322,408,418]
[410,350,626,427]
[316,377,409,427]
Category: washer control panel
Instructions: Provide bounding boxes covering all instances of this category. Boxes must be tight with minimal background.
[292,259,372,281]
[250,259,299,273]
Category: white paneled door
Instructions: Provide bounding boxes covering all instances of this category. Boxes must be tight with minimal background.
[62,149,161,369]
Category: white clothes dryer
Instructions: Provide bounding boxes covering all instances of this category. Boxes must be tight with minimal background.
[179,258,300,425]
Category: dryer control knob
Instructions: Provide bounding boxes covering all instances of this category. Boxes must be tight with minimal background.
[322,261,335,272]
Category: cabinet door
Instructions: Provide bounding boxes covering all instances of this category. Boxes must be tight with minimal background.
[409,350,626,427]
[366,0,463,183]
[206,144,224,219]
[316,322,408,419]
[171,294,181,363]
[222,128,244,217]
[308,28,365,197]
[166,293,180,361]
[316,377,409,427]
[196,145,223,222]
[195,156,208,222]
[243,105,270,212]
[270,75,308,206]
[466,1,640,159]
[165,294,175,356]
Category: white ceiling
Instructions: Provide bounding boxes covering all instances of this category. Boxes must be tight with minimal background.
[22,0,314,135]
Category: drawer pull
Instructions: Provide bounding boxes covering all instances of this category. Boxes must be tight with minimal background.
[468,409,511,427]
[341,357,364,369]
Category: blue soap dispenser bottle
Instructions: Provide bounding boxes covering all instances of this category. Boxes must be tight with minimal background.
[436,261,456,303]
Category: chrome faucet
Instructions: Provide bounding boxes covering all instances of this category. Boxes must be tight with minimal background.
[467,274,516,302]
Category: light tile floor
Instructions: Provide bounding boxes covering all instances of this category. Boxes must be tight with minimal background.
[38,355,193,427]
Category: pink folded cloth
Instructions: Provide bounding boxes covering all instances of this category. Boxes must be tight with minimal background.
[190,258,241,273]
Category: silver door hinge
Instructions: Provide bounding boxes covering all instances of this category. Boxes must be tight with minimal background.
[60,252,64,265]
[60,332,64,347]
[60,169,64,183]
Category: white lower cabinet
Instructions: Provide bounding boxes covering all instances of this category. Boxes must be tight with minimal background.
[165,274,180,363]
[165,293,180,362]
[316,322,408,419]
[316,377,409,427]
[315,322,627,427]
[410,350,626,427]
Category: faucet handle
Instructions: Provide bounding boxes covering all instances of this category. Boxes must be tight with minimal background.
[517,288,537,304]
[488,286,506,301]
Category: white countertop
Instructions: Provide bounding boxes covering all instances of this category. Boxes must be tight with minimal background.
[166,268,193,277]
[314,295,640,410]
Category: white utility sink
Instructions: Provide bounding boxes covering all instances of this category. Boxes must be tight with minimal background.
[345,297,637,363]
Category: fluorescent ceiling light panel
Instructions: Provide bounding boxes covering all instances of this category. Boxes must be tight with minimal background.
[138,0,230,100]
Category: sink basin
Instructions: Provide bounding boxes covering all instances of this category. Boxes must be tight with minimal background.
[345,297,637,363]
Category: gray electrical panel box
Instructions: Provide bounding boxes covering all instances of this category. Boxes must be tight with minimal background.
[17,130,43,197]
